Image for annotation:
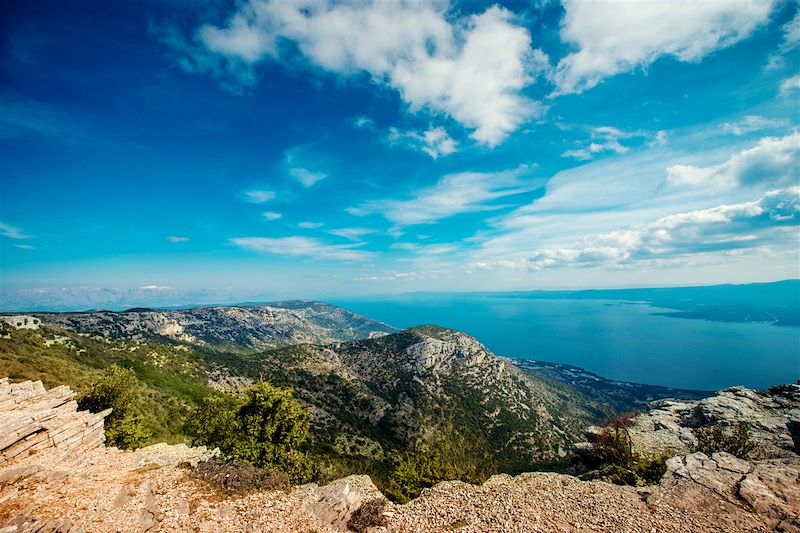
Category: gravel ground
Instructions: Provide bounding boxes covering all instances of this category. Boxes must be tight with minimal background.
[1,444,797,533]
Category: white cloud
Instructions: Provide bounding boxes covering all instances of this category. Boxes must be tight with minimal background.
[358,166,538,227]
[166,236,190,243]
[289,167,327,188]
[766,9,800,69]
[243,190,276,203]
[0,223,28,240]
[284,146,328,187]
[327,227,374,241]
[391,242,456,255]
[298,221,323,229]
[474,187,799,271]
[262,211,282,221]
[553,0,776,94]
[721,115,788,136]
[231,236,373,261]
[139,285,173,291]
[345,206,369,217]
[388,126,458,158]
[561,126,637,160]
[352,116,374,129]
[666,133,800,189]
[184,1,547,146]
[14,244,34,250]
[779,74,800,96]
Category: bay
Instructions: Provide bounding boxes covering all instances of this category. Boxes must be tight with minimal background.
[332,294,800,391]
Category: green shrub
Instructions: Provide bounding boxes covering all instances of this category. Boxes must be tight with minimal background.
[581,413,668,486]
[105,414,152,450]
[694,421,755,458]
[383,435,485,503]
[78,365,138,421]
[186,382,318,483]
[78,365,151,449]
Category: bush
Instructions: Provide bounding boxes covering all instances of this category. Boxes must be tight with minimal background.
[383,435,485,503]
[190,456,290,494]
[347,498,389,533]
[694,422,755,458]
[589,413,637,468]
[186,382,319,483]
[78,365,152,449]
[581,413,668,487]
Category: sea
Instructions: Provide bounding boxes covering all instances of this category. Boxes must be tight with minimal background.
[332,294,800,392]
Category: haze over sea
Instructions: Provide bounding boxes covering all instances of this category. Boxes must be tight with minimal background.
[334,292,800,392]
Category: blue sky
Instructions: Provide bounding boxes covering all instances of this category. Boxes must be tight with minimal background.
[1,0,799,308]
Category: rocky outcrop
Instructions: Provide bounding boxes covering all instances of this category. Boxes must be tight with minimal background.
[577,384,800,461]
[22,302,396,351]
[0,378,798,532]
[0,379,109,465]
[650,452,800,532]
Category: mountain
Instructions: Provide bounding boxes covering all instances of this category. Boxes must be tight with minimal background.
[0,315,591,494]
[13,301,396,351]
[249,326,590,475]
[1,378,797,532]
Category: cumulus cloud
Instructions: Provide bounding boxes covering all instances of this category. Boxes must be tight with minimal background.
[166,236,190,243]
[388,126,458,158]
[243,190,276,203]
[179,1,546,146]
[553,0,776,94]
[357,166,538,227]
[666,133,800,189]
[721,115,789,136]
[231,236,373,261]
[0,223,28,240]
[473,188,799,271]
[262,211,282,221]
[779,74,800,96]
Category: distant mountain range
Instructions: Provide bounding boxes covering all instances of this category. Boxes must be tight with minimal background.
[15,301,396,351]
[487,279,800,327]
[3,281,798,329]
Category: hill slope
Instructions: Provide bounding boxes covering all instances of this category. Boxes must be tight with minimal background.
[11,301,396,351]
[0,318,591,495]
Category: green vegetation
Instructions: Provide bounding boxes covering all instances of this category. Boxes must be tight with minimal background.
[0,323,587,498]
[186,383,319,483]
[694,422,755,458]
[77,365,152,449]
[0,325,218,445]
[581,413,669,486]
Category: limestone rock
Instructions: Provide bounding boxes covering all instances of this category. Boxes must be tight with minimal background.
[308,475,385,532]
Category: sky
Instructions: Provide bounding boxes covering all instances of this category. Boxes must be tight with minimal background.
[1,0,799,308]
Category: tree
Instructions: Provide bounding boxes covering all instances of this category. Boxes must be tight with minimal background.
[186,382,318,483]
[78,365,152,449]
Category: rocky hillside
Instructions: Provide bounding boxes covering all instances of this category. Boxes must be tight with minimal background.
[10,301,395,351]
[1,379,797,533]
[590,384,800,460]
[235,326,592,483]
[0,318,590,492]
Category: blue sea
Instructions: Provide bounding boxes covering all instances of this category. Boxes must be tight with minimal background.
[332,294,800,391]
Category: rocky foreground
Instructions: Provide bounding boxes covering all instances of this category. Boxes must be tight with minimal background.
[1,379,798,533]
